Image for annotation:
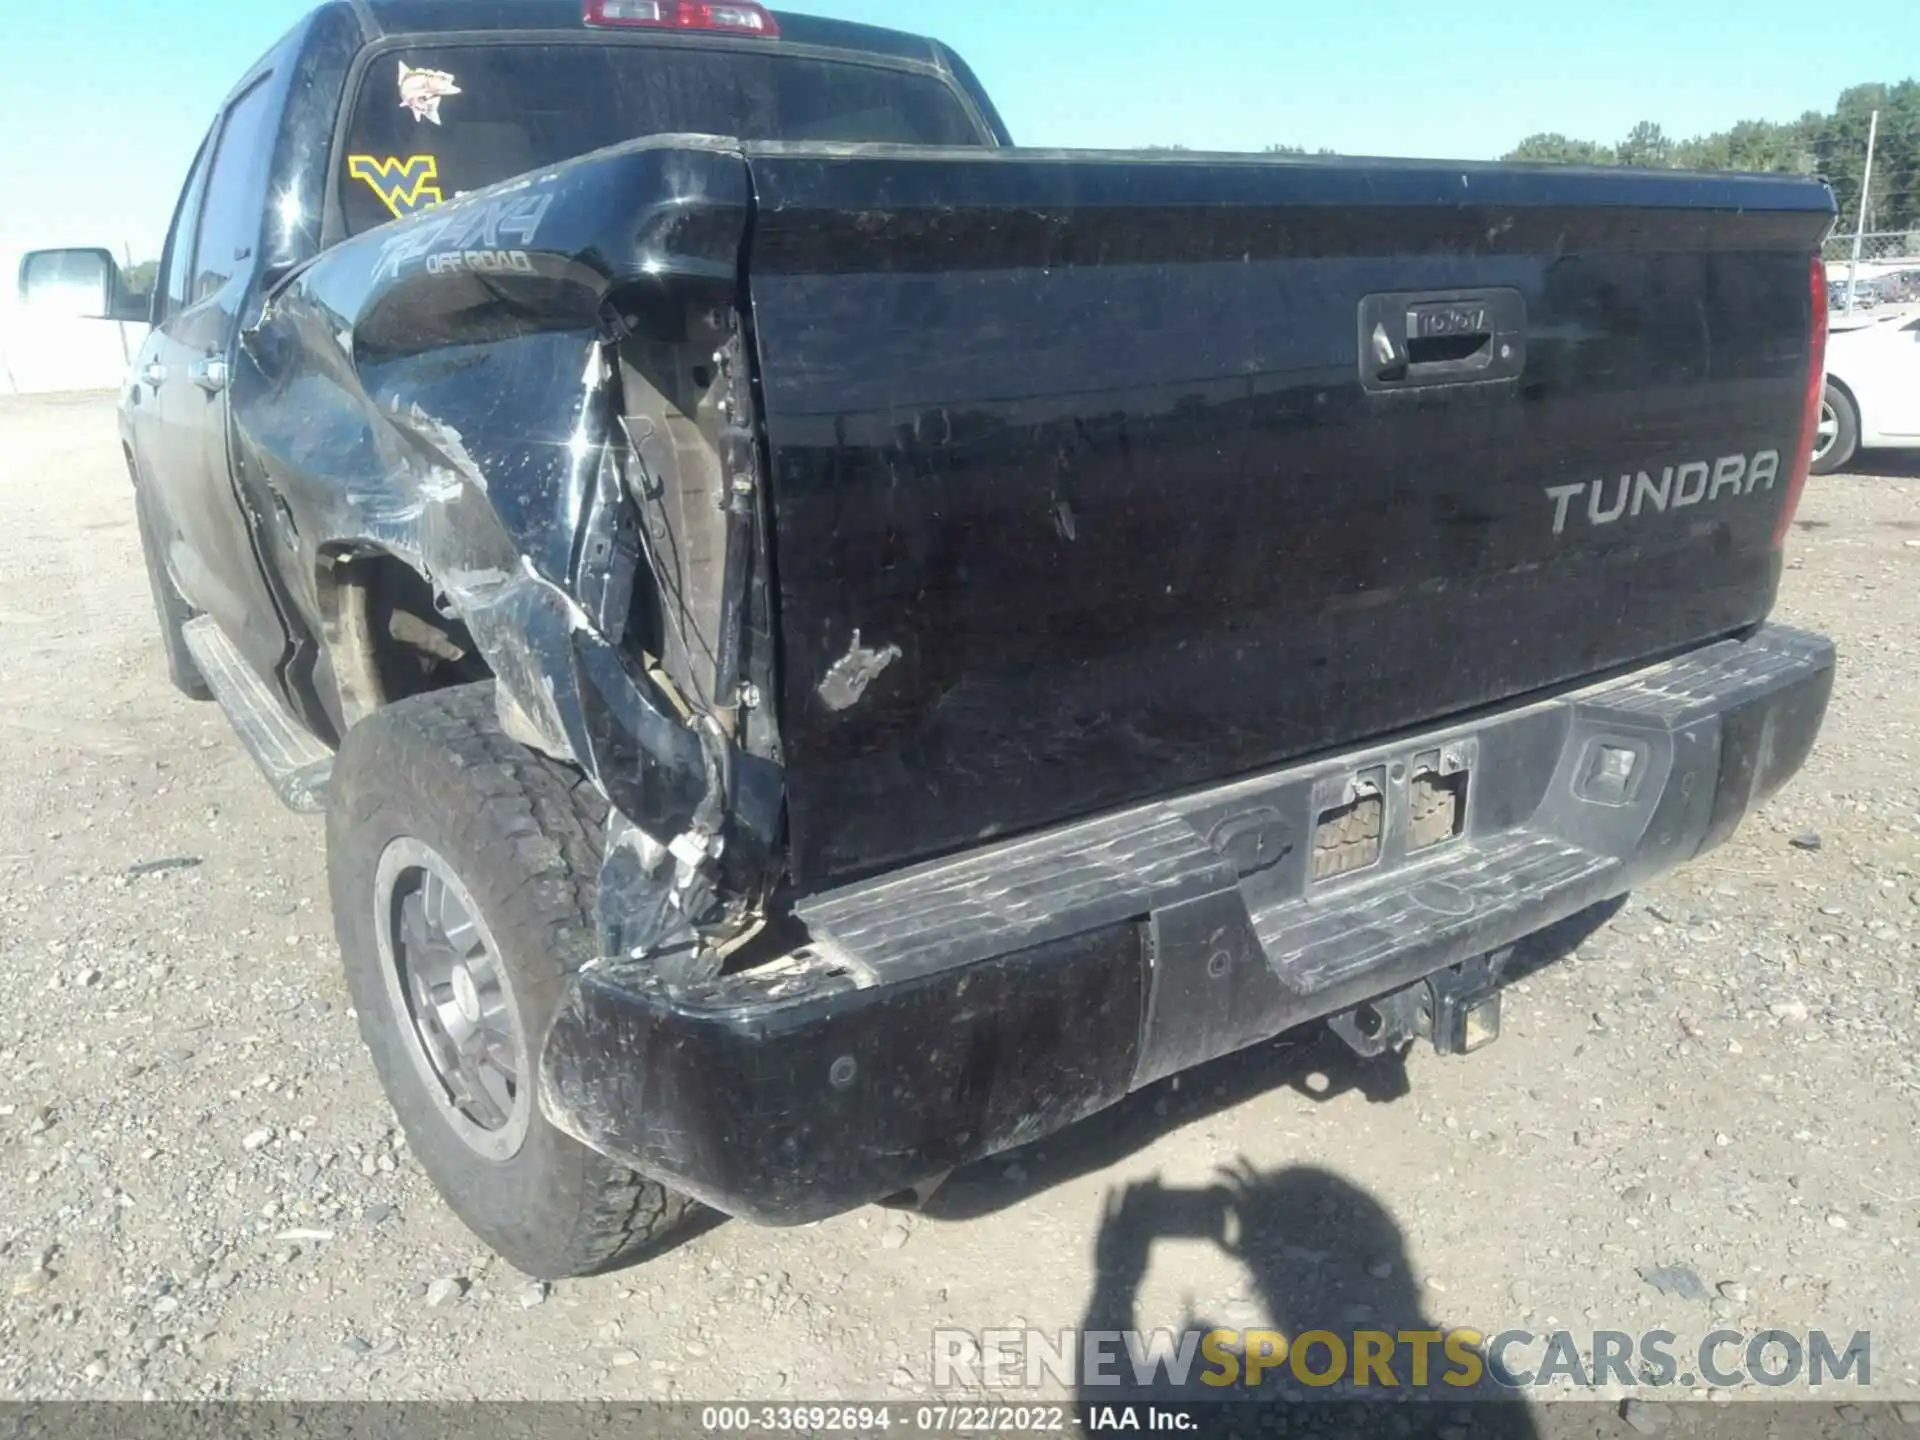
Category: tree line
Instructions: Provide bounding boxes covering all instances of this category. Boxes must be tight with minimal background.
[1502,81,1920,233]
[1236,81,1914,234]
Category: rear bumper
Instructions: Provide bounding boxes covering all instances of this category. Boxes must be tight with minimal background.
[539,624,1834,1224]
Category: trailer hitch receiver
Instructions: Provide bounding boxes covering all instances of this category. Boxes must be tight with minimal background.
[1328,948,1512,1058]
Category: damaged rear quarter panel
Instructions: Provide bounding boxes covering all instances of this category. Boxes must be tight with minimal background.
[231,138,759,842]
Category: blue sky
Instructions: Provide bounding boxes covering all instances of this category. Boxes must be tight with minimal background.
[2,0,1913,262]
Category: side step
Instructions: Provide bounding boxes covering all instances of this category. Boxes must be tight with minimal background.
[180,617,332,813]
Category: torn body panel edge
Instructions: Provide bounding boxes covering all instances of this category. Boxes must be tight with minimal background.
[230,136,783,966]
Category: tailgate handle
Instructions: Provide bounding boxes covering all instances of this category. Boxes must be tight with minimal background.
[1360,288,1526,391]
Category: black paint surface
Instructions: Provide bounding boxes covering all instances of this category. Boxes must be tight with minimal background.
[740,148,1832,885]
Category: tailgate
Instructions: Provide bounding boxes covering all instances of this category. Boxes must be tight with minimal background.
[739,147,1834,887]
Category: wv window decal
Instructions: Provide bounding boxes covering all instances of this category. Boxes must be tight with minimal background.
[348,155,444,219]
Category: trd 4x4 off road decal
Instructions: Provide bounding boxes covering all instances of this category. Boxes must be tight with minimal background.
[349,155,444,219]
[368,188,556,284]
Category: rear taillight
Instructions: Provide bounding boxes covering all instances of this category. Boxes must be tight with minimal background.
[1775,255,1829,548]
[583,0,779,34]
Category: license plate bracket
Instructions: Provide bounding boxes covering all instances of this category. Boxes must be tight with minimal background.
[1309,741,1475,889]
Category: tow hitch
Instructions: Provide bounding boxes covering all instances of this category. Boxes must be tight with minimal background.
[1327,948,1512,1058]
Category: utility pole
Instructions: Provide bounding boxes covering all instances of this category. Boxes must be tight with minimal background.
[1846,109,1879,314]
[116,241,136,366]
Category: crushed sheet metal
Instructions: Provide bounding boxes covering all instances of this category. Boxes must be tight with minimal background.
[817,630,901,712]
[393,403,487,493]
[234,137,768,889]
[416,468,465,503]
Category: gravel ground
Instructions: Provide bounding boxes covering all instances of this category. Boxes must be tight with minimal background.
[2,391,1918,1406]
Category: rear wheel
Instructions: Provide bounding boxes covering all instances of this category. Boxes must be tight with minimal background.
[327,683,695,1277]
[1810,382,1859,476]
[132,479,210,700]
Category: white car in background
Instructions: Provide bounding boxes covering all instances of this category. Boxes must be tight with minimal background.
[1814,303,1920,474]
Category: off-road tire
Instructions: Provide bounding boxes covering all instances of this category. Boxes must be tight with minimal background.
[133,479,210,700]
[327,683,694,1277]
[1810,382,1859,477]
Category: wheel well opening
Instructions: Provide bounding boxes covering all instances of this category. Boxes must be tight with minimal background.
[321,548,492,722]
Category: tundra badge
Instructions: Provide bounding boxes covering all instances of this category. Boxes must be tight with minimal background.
[1545,450,1781,535]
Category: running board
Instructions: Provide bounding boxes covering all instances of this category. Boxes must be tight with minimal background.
[180,617,332,813]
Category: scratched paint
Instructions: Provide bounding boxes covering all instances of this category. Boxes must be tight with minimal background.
[817,630,902,712]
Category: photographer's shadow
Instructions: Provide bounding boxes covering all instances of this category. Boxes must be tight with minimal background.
[925,898,1621,1226]
[1078,1161,1538,1436]
[925,1028,1409,1223]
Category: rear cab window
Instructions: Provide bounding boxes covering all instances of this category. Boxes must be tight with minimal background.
[338,40,989,235]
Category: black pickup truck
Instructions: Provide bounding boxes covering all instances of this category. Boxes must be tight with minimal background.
[24,0,1838,1279]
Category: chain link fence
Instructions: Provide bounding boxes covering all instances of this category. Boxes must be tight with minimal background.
[1822,230,1920,265]
[1823,232,1920,308]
